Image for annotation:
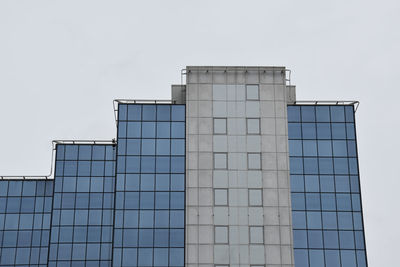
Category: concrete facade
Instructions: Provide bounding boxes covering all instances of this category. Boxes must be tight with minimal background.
[181,66,295,267]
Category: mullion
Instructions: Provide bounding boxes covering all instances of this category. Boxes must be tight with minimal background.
[134,106,143,267]
[12,182,23,266]
[327,106,343,267]
[70,146,82,264]
[29,183,39,265]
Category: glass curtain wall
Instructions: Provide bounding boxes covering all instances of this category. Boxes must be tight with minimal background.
[48,144,116,266]
[0,180,53,266]
[288,105,367,267]
[113,104,185,267]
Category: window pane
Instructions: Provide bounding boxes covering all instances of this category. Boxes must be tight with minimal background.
[316,106,330,122]
[249,189,262,206]
[248,153,261,169]
[301,106,316,122]
[142,105,156,121]
[214,153,227,169]
[214,118,227,134]
[247,118,260,134]
[249,226,263,244]
[288,106,301,122]
[246,85,259,100]
[157,105,170,121]
[214,189,228,206]
[128,105,141,120]
[215,226,229,243]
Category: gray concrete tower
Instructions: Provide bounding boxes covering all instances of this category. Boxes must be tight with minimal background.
[173,66,296,267]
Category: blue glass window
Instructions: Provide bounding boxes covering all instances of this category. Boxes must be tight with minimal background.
[341,250,357,267]
[143,105,156,120]
[289,140,303,156]
[304,158,318,174]
[308,230,323,248]
[288,106,301,122]
[290,158,303,174]
[306,193,321,210]
[142,139,155,155]
[289,106,367,267]
[307,212,322,229]
[302,123,316,139]
[339,230,355,249]
[154,229,169,247]
[171,139,185,155]
[127,122,142,138]
[321,193,336,210]
[319,158,333,174]
[171,122,185,138]
[316,106,330,122]
[303,140,317,156]
[157,105,171,121]
[157,122,171,138]
[171,105,185,121]
[301,106,316,122]
[324,230,339,249]
[156,139,170,155]
[320,175,335,192]
[293,230,307,248]
[142,122,156,137]
[317,140,332,156]
[316,123,331,139]
[331,123,346,139]
[291,175,304,192]
[294,249,309,266]
[322,212,337,229]
[345,106,354,122]
[305,175,319,192]
[292,211,306,229]
[309,250,324,267]
[127,105,141,121]
[330,106,345,122]
[288,123,302,139]
[118,104,127,120]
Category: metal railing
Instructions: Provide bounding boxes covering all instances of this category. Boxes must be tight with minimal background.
[112,99,177,126]
[292,101,360,112]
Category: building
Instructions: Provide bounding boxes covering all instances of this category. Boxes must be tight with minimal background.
[0,66,367,267]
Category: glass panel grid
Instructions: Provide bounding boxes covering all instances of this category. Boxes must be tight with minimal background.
[288,105,367,267]
[114,104,185,267]
[0,180,53,266]
[49,144,116,266]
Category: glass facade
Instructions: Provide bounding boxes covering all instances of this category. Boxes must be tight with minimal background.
[288,105,367,267]
[0,103,185,267]
[0,180,53,266]
[0,94,369,267]
[49,144,116,266]
[113,104,185,267]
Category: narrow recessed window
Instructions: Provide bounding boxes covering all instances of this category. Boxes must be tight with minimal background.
[248,153,261,170]
[249,189,262,206]
[215,226,229,243]
[250,226,264,244]
[246,85,259,100]
[214,153,227,169]
[247,118,260,134]
[214,189,228,206]
[214,118,227,134]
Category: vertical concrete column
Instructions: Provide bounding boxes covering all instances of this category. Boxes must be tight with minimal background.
[185,66,294,267]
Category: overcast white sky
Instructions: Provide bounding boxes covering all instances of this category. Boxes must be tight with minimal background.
[0,0,399,265]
